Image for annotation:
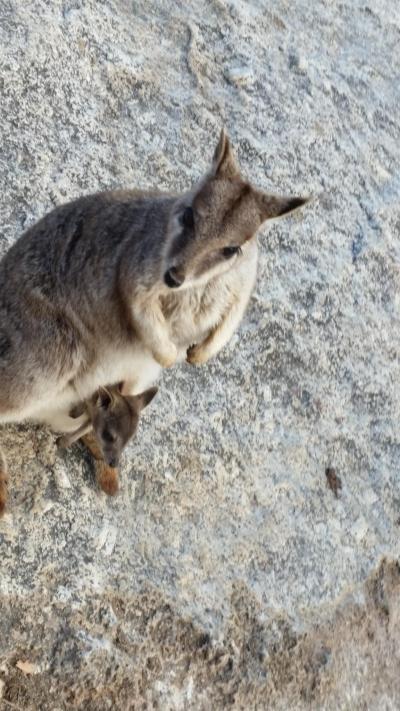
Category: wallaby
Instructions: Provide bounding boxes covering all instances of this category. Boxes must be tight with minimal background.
[57,384,157,496]
[0,129,308,509]
[58,384,158,467]
[0,386,158,512]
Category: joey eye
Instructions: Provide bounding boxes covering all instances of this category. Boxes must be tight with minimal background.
[222,246,242,259]
[181,206,194,229]
[102,429,116,444]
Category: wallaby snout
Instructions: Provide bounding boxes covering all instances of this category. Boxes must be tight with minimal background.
[164,266,185,288]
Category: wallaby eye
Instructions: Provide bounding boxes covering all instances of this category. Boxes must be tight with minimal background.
[222,246,242,259]
[181,206,194,229]
[102,429,116,444]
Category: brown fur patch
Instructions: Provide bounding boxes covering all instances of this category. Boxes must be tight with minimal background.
[81,431,104,461]
[0,474,7,516]
[81,431,119,496]
[0,492,6,516]
[0,453,8,515]
[96,461,119,496]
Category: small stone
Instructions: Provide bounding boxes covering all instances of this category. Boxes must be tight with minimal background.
[16,660,39,675]
[288,51,308,73]
[224,64,254,87]
[351,517,369,543]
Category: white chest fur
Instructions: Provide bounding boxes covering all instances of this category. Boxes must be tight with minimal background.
[40,241,258,431]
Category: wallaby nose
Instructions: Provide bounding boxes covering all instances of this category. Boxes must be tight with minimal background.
[107,456,118,468]
[164,267,185,288]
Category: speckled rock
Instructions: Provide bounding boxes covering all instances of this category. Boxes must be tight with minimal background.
[0,0,400,708]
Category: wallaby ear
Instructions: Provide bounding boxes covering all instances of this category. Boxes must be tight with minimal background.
[257,192,310,222]
[128,386,158,413]
[96,386,113,410]
[212,128,239,179]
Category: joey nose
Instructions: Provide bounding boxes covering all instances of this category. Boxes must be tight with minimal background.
[107,456,118,468]
[164,267,185,288]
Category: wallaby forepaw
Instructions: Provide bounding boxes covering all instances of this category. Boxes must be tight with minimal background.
[97,462,119,496]
[186,344,211,366]
[153,342,178,368]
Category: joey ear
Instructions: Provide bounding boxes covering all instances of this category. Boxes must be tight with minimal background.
[96,386,113,410]
[257,192,310,222]
[128,386,158,412]
[212,128,239,179]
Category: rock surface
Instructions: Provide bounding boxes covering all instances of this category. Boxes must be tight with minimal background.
[0,0,399,708]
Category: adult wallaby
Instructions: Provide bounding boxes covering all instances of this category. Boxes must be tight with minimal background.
[0,129,308,510]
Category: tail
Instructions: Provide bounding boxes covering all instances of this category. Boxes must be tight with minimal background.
[0,446,8,515]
